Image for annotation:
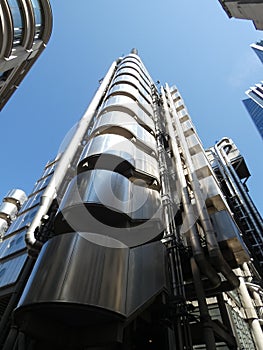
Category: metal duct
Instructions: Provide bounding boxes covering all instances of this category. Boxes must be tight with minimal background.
[165,85,239,290]
[161,87,221,288]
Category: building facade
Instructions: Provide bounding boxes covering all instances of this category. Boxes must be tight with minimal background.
[0,50,262,350]
[243,83,263,138]
[242,41,263,139]
[0,0,52,110]
[251,41,263,63]
[218,0,263,30]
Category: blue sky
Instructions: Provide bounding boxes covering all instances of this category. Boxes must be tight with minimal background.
[0,0,262,214]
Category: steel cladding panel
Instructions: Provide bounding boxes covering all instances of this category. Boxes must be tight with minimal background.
[15,233,167,340]
[58,170,162,222]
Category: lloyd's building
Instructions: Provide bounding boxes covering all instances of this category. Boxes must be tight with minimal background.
[0,49,263,350]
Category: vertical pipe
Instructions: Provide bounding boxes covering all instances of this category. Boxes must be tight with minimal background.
[152,88,193,349]
[161,86,220,288]
[214,141,263,233]
[190,257,216,350]
[165,85,239,289]
[238,272,263,350]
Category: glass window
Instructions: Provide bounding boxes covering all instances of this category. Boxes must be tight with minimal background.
[33,175,52,193]
[7,0,24,45]
[0,229,26,259]
[0,254,27,288]
[42,162,57,178]
[20,190,43,212]
[5,207,38,236]
[31,0,43,39]
[0,268,6,279]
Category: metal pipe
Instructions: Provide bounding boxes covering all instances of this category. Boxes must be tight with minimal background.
[25,60,118,251]
[165,85,239,290]
[237,270,263,350]
[161,87,220,289]
[214,138,263,233]
[191,257,216,350]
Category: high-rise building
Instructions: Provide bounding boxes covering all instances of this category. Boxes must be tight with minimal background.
[243,82,263,138]
[251,41,263,63]
[0,50,262,350]
[0,0,52,110]
[242,42,263,139]
[218,0,263,30]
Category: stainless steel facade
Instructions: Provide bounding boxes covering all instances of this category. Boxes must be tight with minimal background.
[0,51,262,350]
[0,0,52,110]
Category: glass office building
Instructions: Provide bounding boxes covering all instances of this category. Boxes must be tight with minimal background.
[0,50,262,350]
[251,41,263,63]
[0,0,52,110]
[243,85,263,138]
[243,42,263,139]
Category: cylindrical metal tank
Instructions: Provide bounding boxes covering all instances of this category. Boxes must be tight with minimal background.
[0,202,18,223]
[0,218,8,238]
[4,188,27,208]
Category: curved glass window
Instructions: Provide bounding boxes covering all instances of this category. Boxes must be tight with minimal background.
[7,0,24,45]
[31,0,43,39]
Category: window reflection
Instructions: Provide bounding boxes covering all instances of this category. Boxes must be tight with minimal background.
[5,207,38,236]
[7,0,24,45]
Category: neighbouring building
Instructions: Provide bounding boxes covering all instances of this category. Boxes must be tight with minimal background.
[243,41,263,138]
[218,0,263,30]
[0,50,262,350]
[251,40,263,62]
[0,0,52,110]
[243,82,263,138]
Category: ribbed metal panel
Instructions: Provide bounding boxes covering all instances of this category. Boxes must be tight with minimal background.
[100,95,155,132]
[78,134,160,187]
[90,111,157,155]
